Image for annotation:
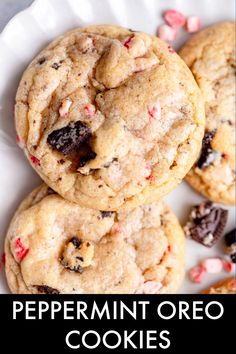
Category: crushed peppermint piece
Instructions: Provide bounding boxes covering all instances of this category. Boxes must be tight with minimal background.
[59,98,72,117]
[83,104,96,117]
[222,260,235,273]
[123,35,135,49]
[16,134,24,148]
[186,16,201,33]
[148,102,161,120]
[158,25,177,42]
[30,155,40,165]
[15,238,29,261]
[167,45,175,53]
[184,201,228,247]
[189,265,206,283]
[201,258,223,274]
[164,10,186,29]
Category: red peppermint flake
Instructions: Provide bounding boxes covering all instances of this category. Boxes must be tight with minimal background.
[167,245,171,252]
[222,153,229,160]
[222,260,234,273]
[186,16,201,33]
[189,265,206,283]
[146,173,154,181]
[15,238,29,261]
[30,155,40,165]
[148,102,161,120]
[16,134,20,144]
[123,35,135,49]
[167,45,175,53]
[92,39,96,46]
[164,10,186,29]
[158,25,177,42]
[83,104,96,117]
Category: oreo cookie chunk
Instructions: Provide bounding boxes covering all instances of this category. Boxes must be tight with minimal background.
[197,130,220,169]
[35,285,60,294]
[47,121,96,168]
[47,121,92,154]
[225,229,236,263]
[184,201,228,247]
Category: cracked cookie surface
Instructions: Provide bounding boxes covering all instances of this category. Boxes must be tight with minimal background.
[180,22,236,205]
[15,25,204,211]
[5,184,185,294]
[202,277,236,294]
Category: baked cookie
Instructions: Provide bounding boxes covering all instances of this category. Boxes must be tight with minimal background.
[5,185,185,294]
[179,22,236,205]
[15,25,204,211]
[202,277,236,294]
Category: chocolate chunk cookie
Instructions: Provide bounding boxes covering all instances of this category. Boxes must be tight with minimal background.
[5,185,185,294]
[180,22,236,205]
[15,25,204,211]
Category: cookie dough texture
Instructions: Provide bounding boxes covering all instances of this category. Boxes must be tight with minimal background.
[5,185,185,294]
[180,22,236,205]
[15,25,205,211]
[202,277,236,294]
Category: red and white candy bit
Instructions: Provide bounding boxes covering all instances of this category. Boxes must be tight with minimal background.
[186,16,201,33]
[222,260,235,273]
[148,102,161,120]
[30,155,40,165]
[201,258,223,274]
[164,10,186,29]
[59,98,72,117]
[83,104,96,117]
[123,35,135,49]
[143,281,162,294]
[15,238,29,261]
[167,45,175,53]
[16,134,24,149]
[158,25,177,42]
[189,265,206,283]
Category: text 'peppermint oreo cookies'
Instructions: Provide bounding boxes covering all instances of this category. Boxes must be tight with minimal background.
[184,201,228,247]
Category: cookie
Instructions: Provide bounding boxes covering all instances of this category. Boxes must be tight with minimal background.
[15,24,205,211]
[179,22,236,205]
[202,277,236,294]
[5,185,185,294]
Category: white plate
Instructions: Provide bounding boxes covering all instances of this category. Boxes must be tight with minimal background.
[0,0,235,294]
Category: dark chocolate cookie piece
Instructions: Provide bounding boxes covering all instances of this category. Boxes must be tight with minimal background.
[35,285,60,294]
[184,201,228,247]
[47,121,92,155]
[197,130,220,169]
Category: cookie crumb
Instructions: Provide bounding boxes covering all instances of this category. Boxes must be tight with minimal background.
[61,237,94,273]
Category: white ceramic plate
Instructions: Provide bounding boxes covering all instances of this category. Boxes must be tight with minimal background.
[0,0,235,294]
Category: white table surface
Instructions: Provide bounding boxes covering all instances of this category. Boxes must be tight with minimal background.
[0,0,33,32]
